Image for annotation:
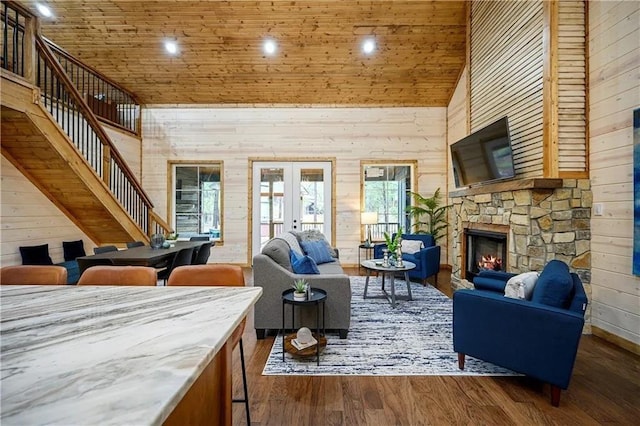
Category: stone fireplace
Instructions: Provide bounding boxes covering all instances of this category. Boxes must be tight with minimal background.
[449,179,592,303]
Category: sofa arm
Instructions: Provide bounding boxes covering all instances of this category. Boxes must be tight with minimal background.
[416,245,441,274]
[453,289,585,389]
[473,270,517,293]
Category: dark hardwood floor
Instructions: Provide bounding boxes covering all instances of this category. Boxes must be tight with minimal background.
[232,268,640,425]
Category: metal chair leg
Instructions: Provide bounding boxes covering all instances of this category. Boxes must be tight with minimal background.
[232,338,251,424]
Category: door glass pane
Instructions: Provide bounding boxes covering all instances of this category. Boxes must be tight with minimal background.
[260,168,284,246]
[300,168,324,233]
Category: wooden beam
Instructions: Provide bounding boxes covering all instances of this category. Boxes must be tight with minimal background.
[543,0,560,178]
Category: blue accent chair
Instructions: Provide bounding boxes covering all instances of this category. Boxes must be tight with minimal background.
[374,233,441,285]
[453,260,588,406]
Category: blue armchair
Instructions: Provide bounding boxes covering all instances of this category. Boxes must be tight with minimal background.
[374,233,441,285]
[453,260,588,406]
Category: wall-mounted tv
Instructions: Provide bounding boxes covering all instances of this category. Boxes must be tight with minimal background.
[450,117,516,187]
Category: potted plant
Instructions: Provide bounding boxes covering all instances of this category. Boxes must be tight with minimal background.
[383,226,403,253]
[292,278,308,301]
[406,188,450,243]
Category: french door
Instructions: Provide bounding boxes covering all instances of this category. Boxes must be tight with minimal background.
[252,161,332,259]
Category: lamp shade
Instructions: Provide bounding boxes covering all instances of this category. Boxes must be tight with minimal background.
[361,212,378,225]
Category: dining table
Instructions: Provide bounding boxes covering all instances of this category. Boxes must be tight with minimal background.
[76,240,207,273]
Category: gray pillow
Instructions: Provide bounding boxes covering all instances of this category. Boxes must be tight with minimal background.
[293,229,337,258]
[278,231,304,255]
[261,238,293,272]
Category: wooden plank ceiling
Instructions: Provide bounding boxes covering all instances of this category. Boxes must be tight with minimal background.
[23,0,467,106]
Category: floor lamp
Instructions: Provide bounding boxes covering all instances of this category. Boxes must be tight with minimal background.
[361,212,378,247]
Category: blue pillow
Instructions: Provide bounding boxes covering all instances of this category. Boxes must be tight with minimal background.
[290,250,320,274]
[300,239,335,264]
[531,260,573,308]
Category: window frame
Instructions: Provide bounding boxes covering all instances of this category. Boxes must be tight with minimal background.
[360,160,418,242]
[168,160,224,243]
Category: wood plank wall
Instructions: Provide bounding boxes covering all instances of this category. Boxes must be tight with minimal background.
[141,107,447,266]
[0,123,139,266]
[558,0,588,174]
[470,0,544,178]
[588,0,640,350]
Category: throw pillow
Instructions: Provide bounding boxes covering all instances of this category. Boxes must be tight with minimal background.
[290,250,320,274]
[293,230,338,258]
[401,239,424,254]
[504,271,539,300]
[531,260,574,308]
[19,244,53,265]
[63,240,86,261]
[300,239,335,265]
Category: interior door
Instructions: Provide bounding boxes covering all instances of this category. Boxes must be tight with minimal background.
[252,161,332,259]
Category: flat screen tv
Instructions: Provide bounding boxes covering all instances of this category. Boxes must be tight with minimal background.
[450,117,516,187]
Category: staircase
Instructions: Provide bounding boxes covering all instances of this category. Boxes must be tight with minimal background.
[1,2,170,244]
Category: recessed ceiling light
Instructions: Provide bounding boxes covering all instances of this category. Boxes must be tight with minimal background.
[36,3,53,18]
[263,39,277,56]
[362,38,376,55]
[164,40,179,55]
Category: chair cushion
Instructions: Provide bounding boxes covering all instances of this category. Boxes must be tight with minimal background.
[531,260,573,308]
[63,240,86,261]
[300,239,335,264]
[504,271,539,300]
[401,239,424,254]
[290,250,320,274]
[20,244,53,265]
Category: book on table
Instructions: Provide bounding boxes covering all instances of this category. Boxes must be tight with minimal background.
[291,336,318,350]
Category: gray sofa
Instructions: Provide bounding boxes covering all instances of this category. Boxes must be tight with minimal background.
[253,232,351,339]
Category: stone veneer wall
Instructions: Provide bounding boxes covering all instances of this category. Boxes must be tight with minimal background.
[450,179,592,329]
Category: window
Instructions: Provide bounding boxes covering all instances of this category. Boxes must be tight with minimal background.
[361,161,416,242]
[171,162,222,241]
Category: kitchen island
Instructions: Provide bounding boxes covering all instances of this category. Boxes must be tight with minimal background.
[0,284,262,425]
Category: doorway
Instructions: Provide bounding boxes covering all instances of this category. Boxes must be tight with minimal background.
[251,161,333,259]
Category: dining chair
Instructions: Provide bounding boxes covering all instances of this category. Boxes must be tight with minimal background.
[126,241,145,248]
[77,265,157,285]
[94,245,118,254]
[167,264,250,424]
[0,265,68,285]
[157,247,195,284]
[192,242,213,265]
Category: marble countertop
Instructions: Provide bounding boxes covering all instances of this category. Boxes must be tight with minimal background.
[0,285,262,425]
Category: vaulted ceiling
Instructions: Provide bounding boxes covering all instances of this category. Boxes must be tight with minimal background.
[24,1,467,106]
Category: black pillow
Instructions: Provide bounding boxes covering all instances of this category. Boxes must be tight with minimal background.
[63,240,86,261]
[19,244,53,265]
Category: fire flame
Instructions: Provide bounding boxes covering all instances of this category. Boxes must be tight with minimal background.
[478,254,502,271]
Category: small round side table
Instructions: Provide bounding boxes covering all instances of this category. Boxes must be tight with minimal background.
[281,288,327,365]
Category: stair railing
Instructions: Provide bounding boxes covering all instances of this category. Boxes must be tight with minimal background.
[2,1,170,238]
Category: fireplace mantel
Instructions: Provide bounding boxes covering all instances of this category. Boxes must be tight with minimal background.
[449,178,563,198]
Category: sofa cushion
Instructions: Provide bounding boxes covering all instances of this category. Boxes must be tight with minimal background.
[531,260,573,308]
[300,239,335,264]
[401,239,423,254]
[290,250,320,274]
[63,240,86,261]
[504,271,539,300]
[278,231,304,255]
[293,230,337,258]
[20,244,53,265]
[262,238,293,272]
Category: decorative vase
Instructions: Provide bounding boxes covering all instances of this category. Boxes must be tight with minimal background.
[293,291,306,301]
[382,249,390,267]
[150,233,165,249]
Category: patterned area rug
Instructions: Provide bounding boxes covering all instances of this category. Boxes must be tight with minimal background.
[262,276,518,376]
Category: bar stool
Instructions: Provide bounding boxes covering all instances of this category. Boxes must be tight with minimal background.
[167,264,251,424]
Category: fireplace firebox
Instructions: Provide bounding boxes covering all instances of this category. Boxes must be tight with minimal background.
[465,229,508,281]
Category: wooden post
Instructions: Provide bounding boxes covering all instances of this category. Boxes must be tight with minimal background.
[23,14,38,84]
[542,0,559,178]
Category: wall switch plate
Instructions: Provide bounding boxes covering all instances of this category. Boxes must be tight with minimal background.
[593,203,604,216]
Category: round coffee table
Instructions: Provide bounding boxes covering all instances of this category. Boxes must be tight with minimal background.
[281,288,327,365]
[360,259,416,308]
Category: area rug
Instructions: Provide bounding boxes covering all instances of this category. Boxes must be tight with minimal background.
[262,276,518,376]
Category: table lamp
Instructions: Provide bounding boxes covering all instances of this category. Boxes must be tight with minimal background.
[361,212,378,247]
